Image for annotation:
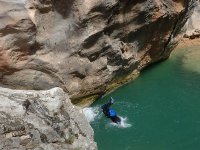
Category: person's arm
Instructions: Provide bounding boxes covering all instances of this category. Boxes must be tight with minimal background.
[101,102,111,110]
[110,97,114,104]
[101,97,115,110]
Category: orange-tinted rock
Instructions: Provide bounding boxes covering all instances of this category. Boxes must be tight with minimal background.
[0,48,9,71]
[0,0,197,103]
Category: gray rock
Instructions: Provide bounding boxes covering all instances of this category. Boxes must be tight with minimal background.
[183,0,200,39]
[0,87,97,150]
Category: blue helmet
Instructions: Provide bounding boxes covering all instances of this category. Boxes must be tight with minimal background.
[109,109,116,117]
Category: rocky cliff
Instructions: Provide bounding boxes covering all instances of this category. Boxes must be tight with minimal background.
[184,0,200,38]
[0,0,198,105]
[0,87,97,150]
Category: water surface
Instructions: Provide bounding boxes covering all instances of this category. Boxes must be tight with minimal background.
[86,45,200,150]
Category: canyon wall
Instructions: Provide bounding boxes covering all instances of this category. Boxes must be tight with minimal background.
[0,0,198,105]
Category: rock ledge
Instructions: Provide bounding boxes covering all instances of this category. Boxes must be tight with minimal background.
[0,87,97,150]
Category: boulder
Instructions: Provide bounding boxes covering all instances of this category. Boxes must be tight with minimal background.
[0,87,97,150]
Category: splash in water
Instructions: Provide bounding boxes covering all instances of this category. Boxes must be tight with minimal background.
[83,106,101,122]
[109,116,132,128]
[83,106,132,128]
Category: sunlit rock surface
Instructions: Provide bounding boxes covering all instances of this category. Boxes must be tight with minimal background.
[0,0,197,104]
[184,0,200,38]
[0,87,97,150]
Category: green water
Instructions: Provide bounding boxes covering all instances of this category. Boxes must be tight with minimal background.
[90,46,200,150]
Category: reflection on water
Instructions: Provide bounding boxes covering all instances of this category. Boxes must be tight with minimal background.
[172,45,200,74]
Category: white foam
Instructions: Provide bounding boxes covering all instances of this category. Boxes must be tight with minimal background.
[110,116,132,128]
[83,106,100,123]
[83,106,132,129]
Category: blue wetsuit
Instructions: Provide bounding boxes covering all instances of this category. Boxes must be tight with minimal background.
[101,98,121,124]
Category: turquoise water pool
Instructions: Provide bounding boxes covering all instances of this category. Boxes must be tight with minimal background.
[88,46,200,150]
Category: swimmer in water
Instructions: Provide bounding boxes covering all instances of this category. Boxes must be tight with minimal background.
[101,97,121,124]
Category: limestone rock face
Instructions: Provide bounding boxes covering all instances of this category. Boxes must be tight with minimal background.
[184,0,200,38]
[0,0,197,103]
[0,87,97,150]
